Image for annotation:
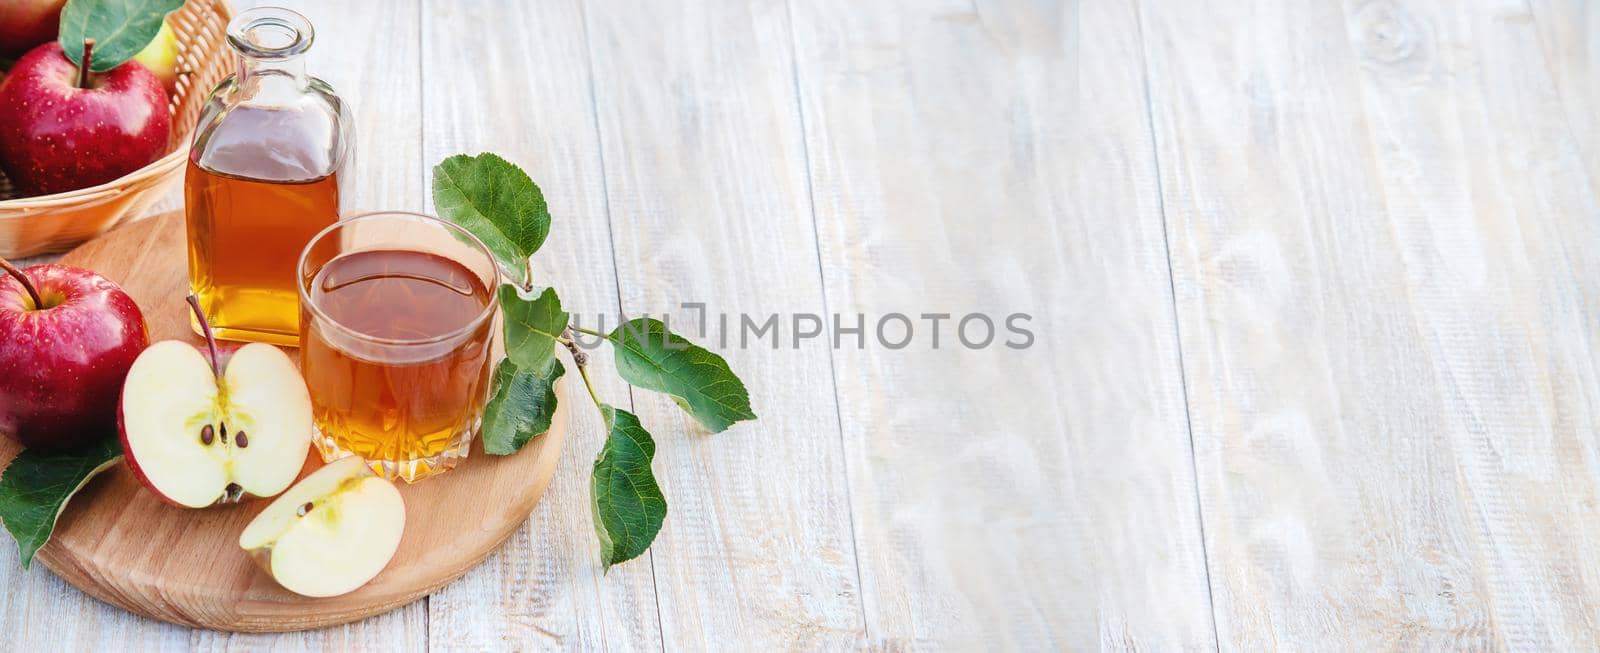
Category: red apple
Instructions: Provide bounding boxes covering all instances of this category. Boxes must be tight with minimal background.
[0,40,170,196]
[0,260,148,451]
[0,0,64,58]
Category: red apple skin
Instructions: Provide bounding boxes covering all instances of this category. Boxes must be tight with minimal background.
[0,0,64,58]
[0,264,147,451]
[0,42,171,196]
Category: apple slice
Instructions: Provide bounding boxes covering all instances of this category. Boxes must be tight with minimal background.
[118,297,311,508]
[239,456,406,597]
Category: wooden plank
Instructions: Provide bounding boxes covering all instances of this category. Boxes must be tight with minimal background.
[579,0,863,649]
[789,0,1214,648]
[276,0,427,213]
[1140,0,1600,648]
[1530,0,1600,195]
[0,0,428,647]
[418,2,663,650]
[0,561,190,649]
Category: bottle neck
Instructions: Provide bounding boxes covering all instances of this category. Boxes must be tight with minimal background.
[226,7,314,97]
[236,53,307,89]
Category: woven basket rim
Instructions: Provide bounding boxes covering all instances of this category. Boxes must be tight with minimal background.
[0,144,191,211]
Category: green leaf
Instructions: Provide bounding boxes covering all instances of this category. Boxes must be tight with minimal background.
[609,318,756,433]
[59,0,185,72]
[481,356,565,455]
[591,406,666,571]
[500,285,568,372]
[432,153,552,283]
[0,437,122,568]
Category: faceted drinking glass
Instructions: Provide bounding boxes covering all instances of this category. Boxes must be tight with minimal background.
[296,212,499,482]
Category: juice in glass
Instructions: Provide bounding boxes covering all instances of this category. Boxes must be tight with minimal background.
[297,213,499,482]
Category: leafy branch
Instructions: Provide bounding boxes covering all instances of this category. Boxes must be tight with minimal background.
[432,153,756,570]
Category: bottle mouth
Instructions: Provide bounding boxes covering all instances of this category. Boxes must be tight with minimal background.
[227,7,314,60]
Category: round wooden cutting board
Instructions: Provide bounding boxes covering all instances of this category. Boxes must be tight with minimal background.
[0,211,568,632]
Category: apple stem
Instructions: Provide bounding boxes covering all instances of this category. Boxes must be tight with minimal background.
[0,257,43,310]
[185,294,223,379]
[77,38,95,89]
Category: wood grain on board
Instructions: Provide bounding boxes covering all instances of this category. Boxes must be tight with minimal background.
[1,211,566,635]
[1139,0,1600,648]
[787,0,1213,648]
[1,1,435,649]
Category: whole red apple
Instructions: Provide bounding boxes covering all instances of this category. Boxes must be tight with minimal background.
[0,41,170,196]
[0,261,147,451]
[0,0,64,58]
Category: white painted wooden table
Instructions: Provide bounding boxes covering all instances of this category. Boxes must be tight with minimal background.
[7,1,1600,649]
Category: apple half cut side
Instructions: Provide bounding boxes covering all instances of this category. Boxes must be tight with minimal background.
[118,341,312,508]
[239,456,406,597]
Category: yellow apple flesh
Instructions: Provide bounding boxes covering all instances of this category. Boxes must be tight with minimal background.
[239,456,407,598]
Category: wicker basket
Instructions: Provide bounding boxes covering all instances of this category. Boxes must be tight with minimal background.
[0,0,234,258]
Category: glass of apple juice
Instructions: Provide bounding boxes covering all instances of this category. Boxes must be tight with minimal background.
[296,212,499,482]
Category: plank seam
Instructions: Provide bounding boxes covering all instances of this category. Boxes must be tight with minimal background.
[1130,2,1222,650]
[574,1,668,649]
[780,0,872,643]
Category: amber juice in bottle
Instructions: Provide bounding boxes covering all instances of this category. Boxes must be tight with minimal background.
[185,8,352,344]
[300,249,495,481]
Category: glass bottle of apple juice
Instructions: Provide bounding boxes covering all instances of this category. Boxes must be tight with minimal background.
[184,7,353,345]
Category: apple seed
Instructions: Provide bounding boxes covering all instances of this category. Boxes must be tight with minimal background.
[236,431,248,448]
[297,502,313,517]
[220,422,228,444]
[200,424,214,445]
[225,483,243,502]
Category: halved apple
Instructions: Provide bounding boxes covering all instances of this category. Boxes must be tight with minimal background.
[119,338,313,507]
[119,297,311,507]
[239,456,406,597]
